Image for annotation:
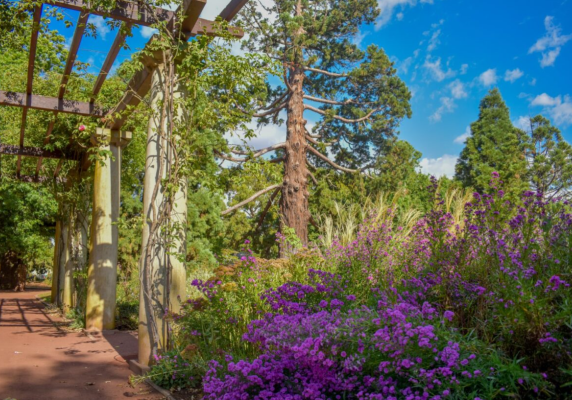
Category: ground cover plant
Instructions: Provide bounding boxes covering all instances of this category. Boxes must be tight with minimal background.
[146,174,572,398]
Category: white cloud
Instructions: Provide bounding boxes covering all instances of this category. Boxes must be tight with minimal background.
[460,64,468,75]
[423,56,455,82]
[88,15,110,40]
[420,154,458,177]
[504,68,524,83]
[530,93,572,126]
[531,93,561,107]
[449,79,468,99]
[479,68,498,86]
[352,31,369,47]
[540,47,561,67]
[397,56,414,74]
[514,116,531,132]
[140,26,158,39]
[454,126,471,144]
[529,16,571,67]
[430,96,456,122]
[396,12,404,21]
[376,0,434,29]
[427,28,441,52]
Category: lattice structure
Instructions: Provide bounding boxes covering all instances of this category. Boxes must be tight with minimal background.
[0,0,247,180]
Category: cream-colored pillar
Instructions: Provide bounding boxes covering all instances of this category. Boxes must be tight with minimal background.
[56,217,70,307]
[62,212,75,313]
[139,64,188,366]
[51,220,62,304]
[86,128,131,330]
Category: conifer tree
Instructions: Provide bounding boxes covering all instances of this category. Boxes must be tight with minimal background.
[455,89,528,195]
[522,115,572,200]
[221,0,411,247]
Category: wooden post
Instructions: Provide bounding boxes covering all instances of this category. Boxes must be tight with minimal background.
[51,220,61,304]
[138,64,188,366]
[85,128,131,330]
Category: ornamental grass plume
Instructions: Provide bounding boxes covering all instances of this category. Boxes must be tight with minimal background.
[158,173,572,398]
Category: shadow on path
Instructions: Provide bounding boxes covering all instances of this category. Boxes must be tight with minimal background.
[0,289,163,400]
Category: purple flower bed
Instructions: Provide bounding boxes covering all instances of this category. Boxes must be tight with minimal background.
[164,175,572,399]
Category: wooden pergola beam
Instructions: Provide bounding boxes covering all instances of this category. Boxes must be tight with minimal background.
[219,0,249,21]
[17,5,43,177]
[106,0,247,131]
[0,174,67,184]
[0,90,106,116]
[48,0,175,27]
[35,11,88,176]
[59,11,89,99]
[0,144,78,160]
[90,22,131,103]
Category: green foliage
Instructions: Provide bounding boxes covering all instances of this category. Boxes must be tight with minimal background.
[0,180,57,265]
[455,89,529,198]
[522,115,572,200]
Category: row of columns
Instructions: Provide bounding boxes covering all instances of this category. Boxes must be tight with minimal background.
[50,64,187,366]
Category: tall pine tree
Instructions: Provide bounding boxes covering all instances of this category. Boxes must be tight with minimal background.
[522,115,572,200]
[455,89,528,196]
[222,0,411,247]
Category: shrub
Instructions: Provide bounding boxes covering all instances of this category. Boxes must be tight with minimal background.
[162,174,572,398]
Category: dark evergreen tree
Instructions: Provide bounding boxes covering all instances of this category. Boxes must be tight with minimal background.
[455,89,528,196]
[223,0,412,247]
[522,115,572,200]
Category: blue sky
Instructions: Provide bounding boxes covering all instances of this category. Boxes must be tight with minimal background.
[49,0,572,177]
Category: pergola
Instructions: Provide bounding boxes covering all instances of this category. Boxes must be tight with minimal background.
[0,0,249,367]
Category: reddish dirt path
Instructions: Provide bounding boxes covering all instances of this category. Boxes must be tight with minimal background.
[0,286,164,400]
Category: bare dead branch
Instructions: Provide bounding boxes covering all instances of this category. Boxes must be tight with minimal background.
[222,184,282,216]
[303,66,347,77]
[304,104,380,123]
[306,145,358,173]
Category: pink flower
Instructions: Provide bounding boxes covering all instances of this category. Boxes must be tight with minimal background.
[78,125,86,131]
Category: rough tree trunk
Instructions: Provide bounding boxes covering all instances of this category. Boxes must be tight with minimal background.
[280,66,309,250]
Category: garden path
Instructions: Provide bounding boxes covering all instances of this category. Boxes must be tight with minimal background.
[0,286,164,400]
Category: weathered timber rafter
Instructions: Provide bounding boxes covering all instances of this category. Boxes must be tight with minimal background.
[35,11,89,176]
[0,91,106,116]
[17,5,43,177]
[0,144,78,160]
[48,0,175,27]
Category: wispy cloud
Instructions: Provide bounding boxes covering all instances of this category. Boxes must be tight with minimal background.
[419,154,458,177]
[430,97,456,122]
[88,15,110,40]
[423,56,455,82]
[529,16,571,67]
[454,126,471,144]
[504,68,524,83]
[449,79,468,99]
[530,93,572,126]
[140,26,158,39]
[514,116,532,132]
[376,0,435,29]
[479,68,498,86]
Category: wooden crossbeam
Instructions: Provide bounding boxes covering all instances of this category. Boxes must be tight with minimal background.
[48,0,174,27]
[90,22,131,103]
[106,0,247,131]
[0,90,106,116]
[59,12,89,99]
[17,5,43,177]
[36,12,88,177]
[219,0,249,21]
[0,174,67,184]
[0,144,78,160]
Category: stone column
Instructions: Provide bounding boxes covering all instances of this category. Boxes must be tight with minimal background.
[51,220,62,304]
[52,216,70,307]
[86,128,131,331]
[62,213,75,313]
[138,64,188,366]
